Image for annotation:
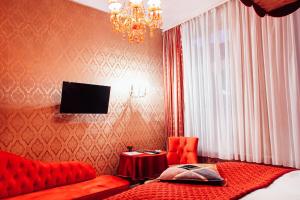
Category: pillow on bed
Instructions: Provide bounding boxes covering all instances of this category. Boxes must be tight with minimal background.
[158,164,225,185]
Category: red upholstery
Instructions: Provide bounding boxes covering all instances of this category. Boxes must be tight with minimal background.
[0,151,95,199]
[5,175,129,200]
[167,137,198,165]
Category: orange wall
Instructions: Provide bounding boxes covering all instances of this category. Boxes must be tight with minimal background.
[0,0,165,174]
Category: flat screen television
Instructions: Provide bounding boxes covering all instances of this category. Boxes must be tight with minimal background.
[60,81,111,114]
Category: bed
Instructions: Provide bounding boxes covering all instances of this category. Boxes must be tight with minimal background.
[106,162,300,200]
[242,170,300,199]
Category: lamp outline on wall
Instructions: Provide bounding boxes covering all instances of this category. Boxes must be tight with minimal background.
[130,84,147,98]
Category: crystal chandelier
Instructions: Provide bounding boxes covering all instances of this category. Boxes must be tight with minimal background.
[108,0,162,43]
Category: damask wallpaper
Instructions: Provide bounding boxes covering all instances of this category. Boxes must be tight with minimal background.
[0,0,165,174]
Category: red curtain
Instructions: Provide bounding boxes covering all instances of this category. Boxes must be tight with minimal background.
[163,26,184,137]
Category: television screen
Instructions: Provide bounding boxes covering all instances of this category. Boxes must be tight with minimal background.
[60,81,111,114]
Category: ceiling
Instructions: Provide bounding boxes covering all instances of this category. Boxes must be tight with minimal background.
[72,0,228,31]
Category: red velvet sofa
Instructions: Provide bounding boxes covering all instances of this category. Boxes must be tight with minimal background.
[0,151,129,199]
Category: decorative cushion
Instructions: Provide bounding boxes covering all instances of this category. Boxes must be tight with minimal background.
[158,164,225,185]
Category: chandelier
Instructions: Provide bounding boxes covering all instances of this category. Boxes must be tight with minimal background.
[108,0,162,43]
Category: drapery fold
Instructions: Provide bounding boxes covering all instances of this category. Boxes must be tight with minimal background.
[181,0,300,168]
[163,27,185,137]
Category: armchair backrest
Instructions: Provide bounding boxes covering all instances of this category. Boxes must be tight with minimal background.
[167,137,198,165]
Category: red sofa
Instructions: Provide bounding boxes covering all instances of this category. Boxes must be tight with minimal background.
[0,151,129,199]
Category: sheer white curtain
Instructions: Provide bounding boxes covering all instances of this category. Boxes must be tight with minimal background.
[181,0,300,168]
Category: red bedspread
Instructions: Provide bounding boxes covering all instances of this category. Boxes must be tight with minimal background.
[107,162,294,200]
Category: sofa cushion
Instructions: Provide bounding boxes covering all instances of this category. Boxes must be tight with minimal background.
[0,151,96,199]
[5,175,130,200]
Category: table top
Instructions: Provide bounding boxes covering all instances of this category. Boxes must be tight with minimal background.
[121,151,167,157]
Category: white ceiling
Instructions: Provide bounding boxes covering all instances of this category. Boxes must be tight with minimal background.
[72,0,228,31]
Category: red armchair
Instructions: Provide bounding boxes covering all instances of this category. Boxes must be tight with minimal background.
[167,137,199,165]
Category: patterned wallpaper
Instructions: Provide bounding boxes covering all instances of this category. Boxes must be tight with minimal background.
[0,0,165,175]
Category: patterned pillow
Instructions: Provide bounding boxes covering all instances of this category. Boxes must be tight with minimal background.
[158,164,225,185]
